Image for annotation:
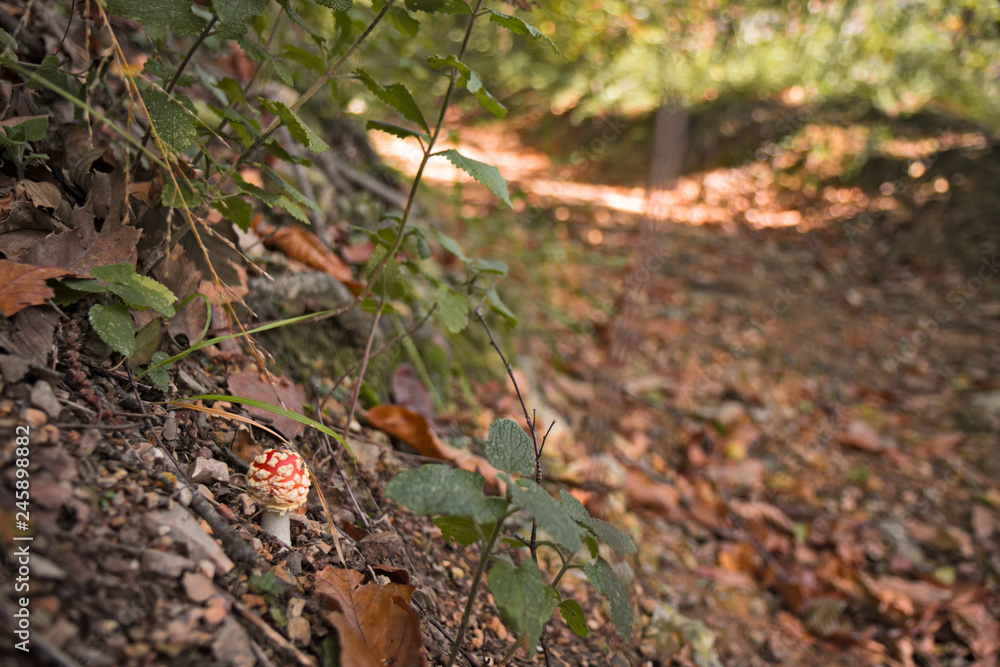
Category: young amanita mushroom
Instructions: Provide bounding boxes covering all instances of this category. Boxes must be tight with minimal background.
[246,448,310,547]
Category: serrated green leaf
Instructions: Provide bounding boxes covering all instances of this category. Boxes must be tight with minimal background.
[106,274,177,318]
[89,303,135,357]
[261,165,322,213]
[213,0,270,39]
[146,89,197,154]
[583,557,633,640]
[355,69,428,133]
[313,0,352,10]
[486,287,517,325]
[433,515,479,546]
[210,104,259,138]
[265,140,312,166]
[91,263,135,283]
[3,116,48,143]
[147,351,171,391]
[162,178,205,210]
[60,279,107,294]
[436,285,469,334]
[488,559,556,658]
[107,0,206,35]
[558,599,589,638]
[364,244,405,299]
[484,418,534,476]
[559,490,637,555]
[258,98,329,154]
[237,37,293,85]
[437,150,512,207]
[385,464,505,523]
[558,489,589,522]
[213,196,254,232]
[366,120,428,142]
[426,54,506,118]
[28,56,69,93]
[502,475,583,552]
[486,9,558,54]
[143,58,197,88]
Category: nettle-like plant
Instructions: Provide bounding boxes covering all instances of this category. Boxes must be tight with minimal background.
[386,311,636,665]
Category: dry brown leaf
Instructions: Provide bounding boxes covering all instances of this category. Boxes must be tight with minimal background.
[0,259,70,316]
[226,370,308,440]
[365,404,501,486]
[314,566,429,667]
[839,420,895,453]
[254,221,362,293]
[624,468,680,518]
[391,365,436,422]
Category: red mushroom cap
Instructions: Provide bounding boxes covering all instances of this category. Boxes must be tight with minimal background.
[246,449,311,512]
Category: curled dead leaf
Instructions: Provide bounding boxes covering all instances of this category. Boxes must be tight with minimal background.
[0,259,71,316]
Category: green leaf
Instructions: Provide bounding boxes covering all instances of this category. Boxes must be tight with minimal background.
[107,277,177,318]
[385,464,506,523]
[432,230,469,261]
[558,490,637,556]
[106,0,206,35]
[143,58,197,88]
[89,303,135,357]
[436,149,512,207]
[213,0,270,39]
[283,44,324,72]
[213,196,254,232]
[90,263,135,283]
[558,599,589,638]
[436,285,469,334]
[28,56,69,93]
[161,178,205,210]
[433,515,479,547]
[261,165,322,213]
[313,0,352,10]
[147,351,171,391]
[364,245,405,299]
[265,140,312,166]
[0,28,17,56]
[427,54,507,118]
[355,69,428,133]
[484,418,534,477]
[583,557,633,640]
[237,37,293,86]
[258,98,330,154]
[184,394,350,450]
[486,9,558,54]
[405,0,446,11]
[210,104,260,139]
[486,287,516,325]
[366,120,429,142]
[488,558,556,657]
[216,77,248,106]
[472,257,508,276]
[145,89,197,154]
[502,475,583,552]
[2,116,48,143]
[584,534,599,559]
[388,7,420,37]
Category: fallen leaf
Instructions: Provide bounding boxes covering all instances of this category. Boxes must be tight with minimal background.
[254,220,362,293]
[971,506,996,543]
[0,259,71,316]
[391,365,436,422]
[314,566,429,667]
[839,420,895,453]
[226,370,308,439]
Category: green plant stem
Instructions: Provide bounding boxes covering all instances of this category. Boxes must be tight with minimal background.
[209,0,396,200]
[342,291,387,441]
[356,0,486,307]
[446,509,506,667]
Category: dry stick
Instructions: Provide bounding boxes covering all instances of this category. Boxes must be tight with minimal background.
[311,387,369,529]
[329,304,437,395]
[422,611,481,667]
[342,291,387,441]
[229,596,318,667]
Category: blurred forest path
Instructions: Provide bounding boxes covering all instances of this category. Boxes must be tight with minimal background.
[375,104,1000,665]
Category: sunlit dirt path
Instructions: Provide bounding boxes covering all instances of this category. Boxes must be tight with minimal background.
[376,120,1000,666]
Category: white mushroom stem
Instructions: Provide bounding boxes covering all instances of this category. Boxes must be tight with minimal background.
[260,508,291,546]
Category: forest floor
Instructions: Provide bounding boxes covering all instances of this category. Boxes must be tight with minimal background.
[2,83,1000,667]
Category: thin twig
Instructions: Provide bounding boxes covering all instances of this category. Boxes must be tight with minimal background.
[342,291,387,441]
[423,611,481,667]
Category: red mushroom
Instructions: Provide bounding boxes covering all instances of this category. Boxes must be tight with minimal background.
[246,449,310,546]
